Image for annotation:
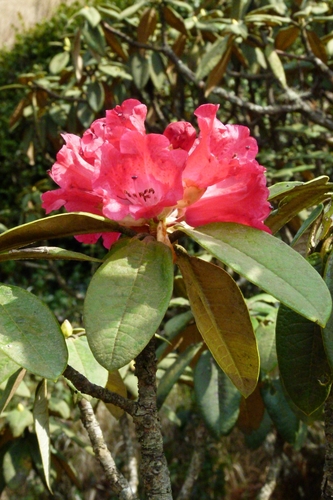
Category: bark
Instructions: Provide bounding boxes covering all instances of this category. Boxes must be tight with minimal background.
[78,398,138,500]
[133,337,173,500]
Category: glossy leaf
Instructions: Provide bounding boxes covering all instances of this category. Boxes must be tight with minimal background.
[66,335,108,393]
[0,285,68,379]
[307,30,327,63]
[7,407,33,437]
[77,102,95,128]
[255,316,278,373]
[266,176,333,234]
[33,380,52,493]
[177,223,332,327]
[103,28,128,61]
[261,378,302,444]
[194,351,241,437]
[276,303,331,415]
[83,24,105,56]
[176,249,259,397]
[117,0,147,21]
[157,343,202,409]
[0,246,102,263]
[84,239,173,371]
[0,212,124,253]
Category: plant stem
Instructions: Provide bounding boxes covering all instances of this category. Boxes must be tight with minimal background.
[133,337,173,500]
[78,398,138,500]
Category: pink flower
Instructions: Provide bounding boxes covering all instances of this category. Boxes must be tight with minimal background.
[164,104,271,232]
[41,99,271,248]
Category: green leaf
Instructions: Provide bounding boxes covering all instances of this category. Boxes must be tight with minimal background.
[66,335,108,394]
[276,303,331,415]
[0,369,26,414]
[84,239,174,371]
[0,351,20,384]
[266,176,333,234]
[176,223,332,327]
[256,317,277,373]
[194,351,241,437]
[7,407,33,438]
[87,81,105,112]
[196,36,230,80]
[3,440,32,490]
[149,52,166,90]
[0,246,102,263]
[77,6,101,27]
[117,0,147,20]
[49,52,70,75]
[322,252,333,370]
[265,45,287,87]
[33,380,52,493]
[244,410,272,450]
[83,23,105,56]
[176,249,259,397]
[0,285,68,379]
[129,52,150,89]
[157,343,202,409]
[77,102,95,128]
[261,378,302,444]
[0,212,125,253]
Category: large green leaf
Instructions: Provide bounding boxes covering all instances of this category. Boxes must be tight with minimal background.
[84,239,173,371]
[176,249,259,397]
[276,304,331,415]
[0,284,68,379]
[176,223,331,327]
[194,351,241,437]
[0,212,126,253]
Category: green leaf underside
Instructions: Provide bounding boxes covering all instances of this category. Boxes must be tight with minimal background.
[84,239,174,371]
[177,223,331,327]
[66,336,108,391]
[276,304,331,415]
[0,284,68,379]
[33,380,53,493]
[261,378,301,444]
[176,249,259,397]
[194,351,241,437]
[0,247,102,263]
[0,212,124,253]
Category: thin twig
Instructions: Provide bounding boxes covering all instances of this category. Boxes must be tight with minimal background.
[120,413,140,495]
[256,433,284,500]
[176,421,207,500]
[63,365,136,415]
[78,398,139,500]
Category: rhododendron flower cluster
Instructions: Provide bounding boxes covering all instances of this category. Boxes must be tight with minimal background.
[41,99,271,248]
